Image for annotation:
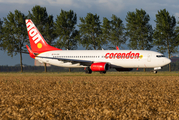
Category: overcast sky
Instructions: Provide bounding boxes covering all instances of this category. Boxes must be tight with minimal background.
[0,0,179,66]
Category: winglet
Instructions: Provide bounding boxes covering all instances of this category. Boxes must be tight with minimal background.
[26,45,36,59]
[116,46,119,50]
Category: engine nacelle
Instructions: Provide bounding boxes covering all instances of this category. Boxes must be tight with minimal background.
[115,68,133,71]
[90,62,109,72]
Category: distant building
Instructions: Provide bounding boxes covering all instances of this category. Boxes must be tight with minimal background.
[170,56,179,62]
[34,60,51,66]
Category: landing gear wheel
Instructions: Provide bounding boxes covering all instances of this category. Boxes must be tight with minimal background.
[100,71,106,74]
[85,67,92,74]
[154,70,157,74]
[88,69,92,74]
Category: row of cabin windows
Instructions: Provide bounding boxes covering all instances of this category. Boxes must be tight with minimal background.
[53,55,165,58]
[53,56,102,58]
[53,56,140,58]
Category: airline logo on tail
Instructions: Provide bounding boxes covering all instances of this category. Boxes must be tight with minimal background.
[26,20,45,49]
[26,19,61,54]
[26,20,43,49]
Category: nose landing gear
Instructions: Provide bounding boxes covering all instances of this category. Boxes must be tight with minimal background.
[153,67,161,74]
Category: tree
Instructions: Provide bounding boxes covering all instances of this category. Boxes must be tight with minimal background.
[54,9,79,72]
[0,19,3,72]
[28,5,57,72]
[1,10,28,72]
[126,9,153,72]
[78,13,106,50]
[154,9,178,72]
[55,9,78,50]
[0,19,3,49]
[43,15,57,46]
[126,9,153,50]
[102,15,126,49]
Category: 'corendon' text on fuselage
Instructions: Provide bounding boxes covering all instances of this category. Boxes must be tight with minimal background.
[105,51,140,59]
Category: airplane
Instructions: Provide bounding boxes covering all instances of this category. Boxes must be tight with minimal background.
[25,19,171,74]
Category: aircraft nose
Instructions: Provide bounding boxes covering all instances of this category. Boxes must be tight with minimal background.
[166,58,171,64]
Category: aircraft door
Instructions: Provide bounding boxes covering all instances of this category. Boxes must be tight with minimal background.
[147,53,151,62]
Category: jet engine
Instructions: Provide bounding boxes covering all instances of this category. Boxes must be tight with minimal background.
[90,62,109,72]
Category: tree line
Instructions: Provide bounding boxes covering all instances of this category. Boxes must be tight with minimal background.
[0,5,179,72]
[0,60,179,72]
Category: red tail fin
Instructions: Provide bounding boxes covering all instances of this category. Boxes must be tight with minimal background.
[25,19,61,53]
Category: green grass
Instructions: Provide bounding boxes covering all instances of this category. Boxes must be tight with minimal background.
[0,71,178,77]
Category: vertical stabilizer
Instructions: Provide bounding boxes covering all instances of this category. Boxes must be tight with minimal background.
[25,19,60,53]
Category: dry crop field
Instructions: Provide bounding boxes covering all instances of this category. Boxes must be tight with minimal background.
[0,72,179,119]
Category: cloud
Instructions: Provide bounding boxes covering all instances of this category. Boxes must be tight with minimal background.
[0,0,75,6]
[0,0,128,14]
[0,0,175,13]
[0,0,179,22]
[175,13,179,19]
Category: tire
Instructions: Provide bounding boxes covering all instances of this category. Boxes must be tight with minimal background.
[85,67,92,74]
[100,71,106,74]
[89,69,92,74]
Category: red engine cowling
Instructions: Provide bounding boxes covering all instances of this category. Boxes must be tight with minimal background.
[90,62,109,72]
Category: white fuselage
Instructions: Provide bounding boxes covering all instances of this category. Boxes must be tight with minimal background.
[35,50,171,69]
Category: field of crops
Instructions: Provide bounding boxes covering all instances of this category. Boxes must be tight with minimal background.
[0,72,179,119]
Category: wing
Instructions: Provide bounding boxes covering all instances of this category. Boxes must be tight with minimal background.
[36,56,93,66]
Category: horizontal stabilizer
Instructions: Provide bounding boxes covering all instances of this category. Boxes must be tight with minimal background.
[26,45,36,59]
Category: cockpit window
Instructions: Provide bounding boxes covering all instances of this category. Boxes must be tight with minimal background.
[156,55,165,57]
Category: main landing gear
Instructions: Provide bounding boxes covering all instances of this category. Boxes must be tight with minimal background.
[85,67,92,74]
[100,71,106,74]
[85,67,107,74]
